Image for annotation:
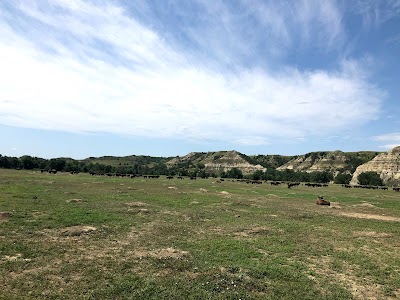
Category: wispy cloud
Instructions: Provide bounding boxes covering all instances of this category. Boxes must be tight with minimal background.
[353,0,400,29]
[0,0,385,145]
[374,133,400,150]
[234,136,269,146]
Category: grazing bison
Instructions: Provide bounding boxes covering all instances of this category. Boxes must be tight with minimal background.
[270,181,280,186]
[316,196,330,206]
[287,182,300,188]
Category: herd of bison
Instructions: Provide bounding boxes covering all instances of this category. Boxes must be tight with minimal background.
[38,168,400,194]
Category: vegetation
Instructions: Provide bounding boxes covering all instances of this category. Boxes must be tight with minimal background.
[344,152,380,173]
[358,171,384,186]
[224,167,244,179]
[0,149,389,186]
[334,173,352,185]
[250,154,295,169]
[1,169,399,299]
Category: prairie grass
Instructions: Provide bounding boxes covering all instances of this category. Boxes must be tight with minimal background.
[0,169,399,299]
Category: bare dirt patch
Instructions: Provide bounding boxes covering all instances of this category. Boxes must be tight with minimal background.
[61,226,97,236]
[128,208,150,214]
[341,213,400,222]
[134,247,189,259]
[2,253,31,262]
[267,194,281,199]
[329,202,342,209]
[125,201,147,207]
[66,199,83,203]
[0,211,12,220]
[207,226,226,236]
[353,203,376,208]
[198,188,208,193]
[219,191,232,198]
[234,226,270,238]
[308,256,384,299]
[125,221,159,242]
[352,231,393,238]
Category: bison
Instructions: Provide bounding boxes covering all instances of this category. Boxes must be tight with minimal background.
[316,196,330,206]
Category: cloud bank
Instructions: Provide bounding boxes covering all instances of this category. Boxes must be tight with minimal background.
[0,0,385,145]
[374,133,400,150]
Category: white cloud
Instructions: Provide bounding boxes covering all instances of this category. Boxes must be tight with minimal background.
[234,136,269,146]
[373,133,400,150]
[246,0,345,53]
[378,144,400,150]
[0,0,384,145]
[374,133,400,141]
[353,0,400,28]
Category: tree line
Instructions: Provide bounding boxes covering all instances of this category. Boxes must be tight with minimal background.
[0,154,384,185]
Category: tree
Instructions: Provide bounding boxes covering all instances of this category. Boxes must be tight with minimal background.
[0,155,10,168]
[21,156,35,169]
[48,158,66,171]
[226,168,243,179]
[309,171,333,183]
[334,173,352,184]
[197,169,210,178]
[358,172,383,186]
[251,170,264,180]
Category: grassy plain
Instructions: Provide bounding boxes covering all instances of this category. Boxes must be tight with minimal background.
[1,169,399,299]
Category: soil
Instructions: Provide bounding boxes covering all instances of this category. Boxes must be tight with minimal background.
[340,213,400,222]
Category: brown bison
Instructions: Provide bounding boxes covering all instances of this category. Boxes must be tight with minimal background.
[316,196,330,206]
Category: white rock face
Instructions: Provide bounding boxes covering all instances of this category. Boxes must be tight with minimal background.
[277,151,348,173]
[167,150,266,175]
[350,146,400,185]
[204,151,266,174]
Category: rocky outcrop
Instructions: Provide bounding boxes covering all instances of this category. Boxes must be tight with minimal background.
[277,151,348,174]
[350,146,400,185]
[250,154,295,169]
[167,150,266,175]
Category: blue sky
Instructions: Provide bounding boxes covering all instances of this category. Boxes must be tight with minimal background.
[0,0,399,159]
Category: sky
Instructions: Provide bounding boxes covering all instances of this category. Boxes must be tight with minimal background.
[0,0,399,159]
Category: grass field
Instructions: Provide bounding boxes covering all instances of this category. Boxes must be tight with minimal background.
[1,169,399,299]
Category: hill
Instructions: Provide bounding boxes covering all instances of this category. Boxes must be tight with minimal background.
[0,149,390,182]
[276,150,380,175]
[249,154,295,169]
[167,150,266,175]
[81,155,170,167]
[351,146,400,186]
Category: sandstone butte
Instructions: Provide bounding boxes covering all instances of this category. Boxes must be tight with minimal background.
[350,146,400,185]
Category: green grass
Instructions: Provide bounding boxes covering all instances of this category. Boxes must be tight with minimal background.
[0,169,399,299]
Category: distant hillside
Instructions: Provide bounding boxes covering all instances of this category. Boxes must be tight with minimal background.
[167,150,266,175]
[81,155,170,167]
[277,151,380,175]
[249,154,295,169]
[351,146,400,186]
[1,149,389,182]
[68,150,382,177]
